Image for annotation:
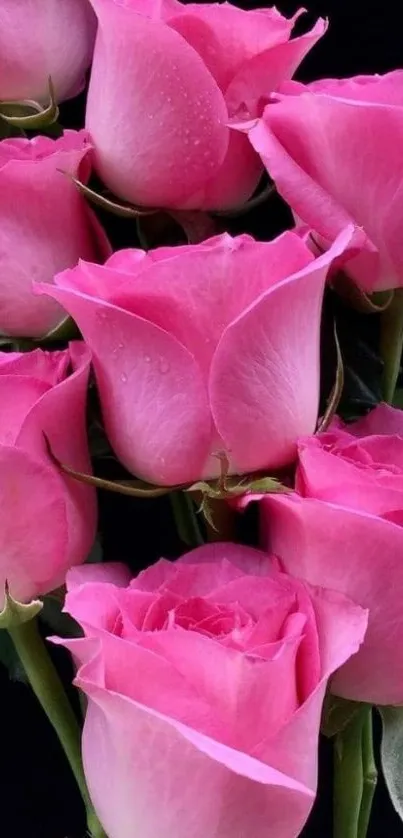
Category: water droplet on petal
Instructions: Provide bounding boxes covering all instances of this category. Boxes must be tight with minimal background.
[158,359,170,374]
[120,372,128,383]
[144,354,151,363]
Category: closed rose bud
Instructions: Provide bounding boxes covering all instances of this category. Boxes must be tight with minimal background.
[258,404,403,704]
[0,0,96,104]
[85,0,325,210]
[0,343,97,605]
[248,71,403,292]
[38,227,352,486]
[55,544,366,838]
[0,130,110,338]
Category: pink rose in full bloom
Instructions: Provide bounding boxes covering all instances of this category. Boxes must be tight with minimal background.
[0,0,96,103]
[55,543,366,838]
[258,404,403,704]
[85,0,325,209]
[38,227,352,486]
[0,131,110,338]
[248,71,403,292]
[0,343,96,605]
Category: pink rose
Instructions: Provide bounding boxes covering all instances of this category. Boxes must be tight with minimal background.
[248,71,403,292]
[56,543,366,838]
[0,0,96,103]
[258,404,403,704]
[85,0,325,210]
[38,227,352,486]
[0,130,110,338]
[0,343,96,605]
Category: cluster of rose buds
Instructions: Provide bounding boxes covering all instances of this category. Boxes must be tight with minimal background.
[2,3,403,838]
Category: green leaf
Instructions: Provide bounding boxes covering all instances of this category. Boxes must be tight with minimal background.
[379,705,403,821]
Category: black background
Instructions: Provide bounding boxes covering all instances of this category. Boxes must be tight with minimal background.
[2,1,403,835]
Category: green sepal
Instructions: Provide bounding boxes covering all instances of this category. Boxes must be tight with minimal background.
[0,585,42,629]
[61,172,156,219]
[0,77,59,129]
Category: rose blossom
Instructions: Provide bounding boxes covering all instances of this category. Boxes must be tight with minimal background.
[38,227,352,486]
[257,404,403,704]
[0,343,96,606]
[0,130,110,338]
[247,71,403,293]
[55,543,366,838]
[85,0,325,210]
[0,0,96,104]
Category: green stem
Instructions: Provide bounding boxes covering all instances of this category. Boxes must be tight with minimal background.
[205,497,237,543]
[170,491,204,547]
[380,288,403,403]
[357,709,377,838]
[7,617,106,838]
[333,705,376,838]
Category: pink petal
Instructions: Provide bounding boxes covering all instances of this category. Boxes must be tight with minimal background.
[178,542,274,576]
[131,558,179,592]
[0,0,96,103]
[347,402,403,437]
[262,493,403,703]
[136,625,302,749]
[209,230,352,472]
[0,376,50,445]
[35,285,212,486]
[67,562,131,591]
[0,347,69,383]
[305,69,403,105]
[58,233,314,379]
[154,560,244,598]
[0,446,68,604]
[17,341,97,572]
[249,91,403,292]
[226,18,327,119]
[0,131,107,337]
[80,684,313,838]
[187,129,263,211]
[86,0,229,207]
[166,3,300,92]
[64,581,124,635]
[297,441,403,514]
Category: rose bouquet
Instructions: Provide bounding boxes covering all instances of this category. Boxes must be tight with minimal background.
[1,1,403,837]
